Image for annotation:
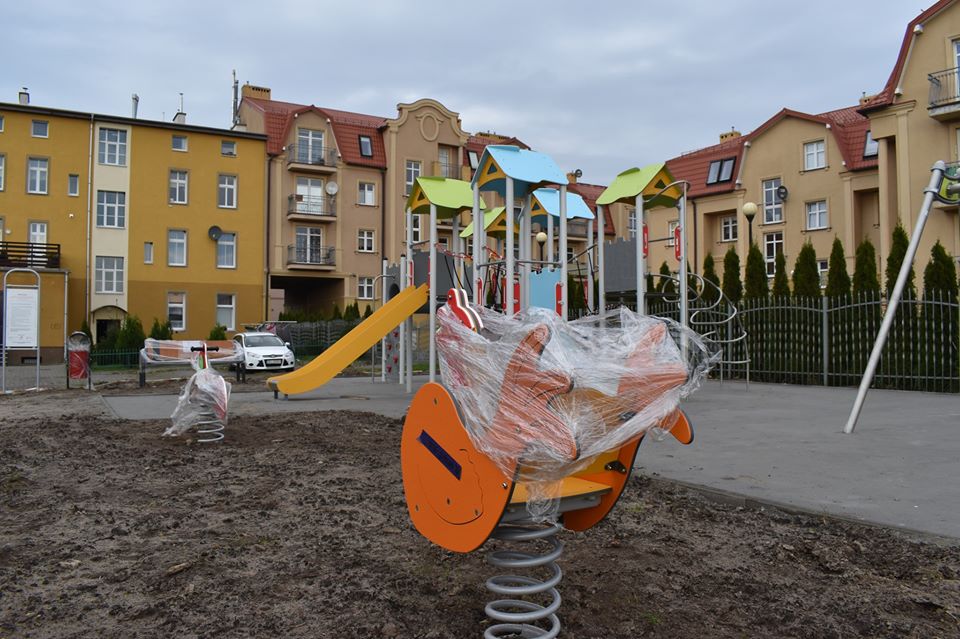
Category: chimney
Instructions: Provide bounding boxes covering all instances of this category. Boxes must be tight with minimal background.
[241,83,271,101]
[18,87,29,105]
[566,171,578,184]
[719,128,741,143]
[131,93,139,118]
[173,92,186,124]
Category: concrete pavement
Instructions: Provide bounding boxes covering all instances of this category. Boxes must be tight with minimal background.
[100,375,960,539]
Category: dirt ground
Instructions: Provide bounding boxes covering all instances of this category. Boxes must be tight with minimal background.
[1,397,959,638]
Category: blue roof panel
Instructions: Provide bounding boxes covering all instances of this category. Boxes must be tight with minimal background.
[531,188,595,220]
[471,145,567,197]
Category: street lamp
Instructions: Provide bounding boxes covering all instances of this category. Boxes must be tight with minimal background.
[535,231,547,270]
[742,201,758,247]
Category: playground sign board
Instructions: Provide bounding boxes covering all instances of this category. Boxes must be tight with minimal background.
[4,287,39,348]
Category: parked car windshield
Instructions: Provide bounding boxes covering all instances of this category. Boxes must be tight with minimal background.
[244,335,285,348]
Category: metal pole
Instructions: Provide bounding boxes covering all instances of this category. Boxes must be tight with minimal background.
[429,203,437,382]
[406,208,414,393]
[505,177,515,316]
[399,254,406,386]
[822,296,829,386]
[636,194,646,315]
[587,218,594,314]
[472,183,481,303]
[523,193,532,311]
[597,205,605,318]
[844,161,947,433]
[547,212,554,265]
[380,259,387,383]
[451,213,461,285]
[559,184,568,321]
[679,189,688,333]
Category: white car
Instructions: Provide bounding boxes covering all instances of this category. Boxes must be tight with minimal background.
[233,332,296,372]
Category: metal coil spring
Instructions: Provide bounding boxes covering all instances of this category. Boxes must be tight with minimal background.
[484,522,564,639]
[194,419,225,443]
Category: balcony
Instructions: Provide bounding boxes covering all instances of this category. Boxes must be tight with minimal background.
[567,220,589,237]
[928,67,960,120]
[0,241,61,269]
[286,244,336,269]
[287,194,337,221]
[432,160,461,179]
[286,143,338,171]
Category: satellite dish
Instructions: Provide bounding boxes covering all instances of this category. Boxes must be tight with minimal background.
[208,225,223,241]
[776,185,789,201]
[325,181,339,196]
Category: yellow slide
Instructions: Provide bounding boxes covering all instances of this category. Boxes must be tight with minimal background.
[267,284,428,396]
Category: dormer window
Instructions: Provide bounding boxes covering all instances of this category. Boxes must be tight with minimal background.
[468,150,480,169]
[706,158,735,184]
[359,135,373,157]
[863,130,879,158]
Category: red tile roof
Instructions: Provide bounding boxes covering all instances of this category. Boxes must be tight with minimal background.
[242,96,388,168]
[568,182,616,235]
[858,0,957,113]
[816,106,877,171]
[666,136,748,199]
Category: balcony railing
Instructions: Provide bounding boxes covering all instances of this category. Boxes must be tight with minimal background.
[287,244,335,266]
[433,160,460,179]
[286,143,338,167]
[928,67,960,117]
[568,220,589,237]
[287,194,337,218]
[0,241,61,269]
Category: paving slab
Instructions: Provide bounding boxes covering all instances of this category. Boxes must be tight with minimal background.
[101,376,960,539]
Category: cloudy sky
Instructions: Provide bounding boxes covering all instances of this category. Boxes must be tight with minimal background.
[2,0,930,184]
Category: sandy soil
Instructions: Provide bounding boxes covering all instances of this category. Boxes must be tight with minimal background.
[1,408,959,639]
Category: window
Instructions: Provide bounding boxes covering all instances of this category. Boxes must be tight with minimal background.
[167,292,186,331]
[0,155,4,191]
[667,220,679,246]
[68,174,79,196]
[94,256,124,294]
[567,246,575,264]
[172,135,188,152]
[216,293,235,330]
[168,230,187,266]
[217,233,236,268]
[295,226,324,263]
[32,120,48,137]
[465,236,473,255]
[863,131,878,158]
[762,178,783,224]
[144,241,154,264]
[359,135,373,157]
[358,229,375,252]
[804,140,826,170]
[439,237,449,250]
[218,174,237,208]
[359,181,376,206]
[818,259,829,289]
[411,214,422,243]
[221,140,237,156]
[627,207,637,239]
[706,158,735,184]
[27,158,48,194]
[0,114,4,131]
[468,150,480,169]
[720,215,737,242]
[405,160,421,195]
[296,128,325,163]
[96,191,126,228]
[98,128,127,165]
[358,277,374,300]
[806,200,828,230]
[764,232,784,277]
[169,170,188,204]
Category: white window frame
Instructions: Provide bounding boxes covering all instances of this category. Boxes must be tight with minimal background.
[27,157,48,194]
[0,115,4,132]
[818,259,829,289]
[217,232,236,268]
[358,277,375,300]
[0,154,4,191]
[167,292,186,331]
[216,293,236,330]
[172,135,188,152]
[627,208,637,239]
[96,191,126,228]
[411,215,422,244]
[168,229,187,266]
[405,160,421,195]
[762,178,783,224]
[764,231,784,277]
[804,140,826,171]
[720,215,737,242]
[169,170,188,204]
[296,128,325,164]
[94,256,124,294]
[863,131,879,158]
[706,158,735,184]
[468,150,480,169]
[218,174,237,209]
[358,135,373,157]
[358,229,375,253]
[32,120,48,138]
[667,220,679,246]
[98,128,127,166]
[805,200,828,230]
[68,173,79,197]
[221,140,237,157]
[359,181,376,206]
[144,241,154,264]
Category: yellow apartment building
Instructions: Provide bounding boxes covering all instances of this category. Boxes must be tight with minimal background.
[0,92,267,359]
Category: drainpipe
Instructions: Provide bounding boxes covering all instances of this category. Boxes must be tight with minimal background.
[692,199,698,274]
[379,167,387,258]
[264,155,272,320]
[85,115,94,330]
[63,271,68,363]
